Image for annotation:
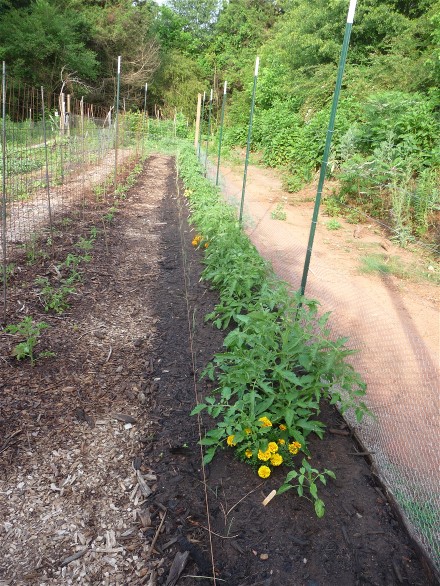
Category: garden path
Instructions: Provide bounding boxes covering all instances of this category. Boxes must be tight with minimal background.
[213,159,440,562]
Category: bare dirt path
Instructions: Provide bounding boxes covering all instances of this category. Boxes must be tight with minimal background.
[214,160,440,562]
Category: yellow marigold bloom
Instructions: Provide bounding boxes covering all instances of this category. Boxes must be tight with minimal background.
[279,424,287,431]
[244,428,252,435]
[258,465,271,479]
[204,242,209,248]
[257,449,271,461]
[268,442,279,453]
[288,441,302,455]
[270,453,283,466]
[258,416,272,428]
[227,435,236,447]
[245,449,253,458]
[192,239,198,246]
[278,438,286,445]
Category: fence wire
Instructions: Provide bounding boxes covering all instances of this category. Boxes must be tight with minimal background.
[0,73,186,322]
[202,152,440,576]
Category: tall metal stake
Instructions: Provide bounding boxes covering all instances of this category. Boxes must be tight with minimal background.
[216,81,227,186]
[204,89,213,176]
[197,91,206,160]
[239,57,259,223]
[114,56,121,187]
[1,62,7,323]
[41,87,53,240]
[143,82,148,157]
[299,0,357,296]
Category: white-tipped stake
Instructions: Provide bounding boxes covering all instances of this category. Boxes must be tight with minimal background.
[210,89,213,101]
[224,80,227,94]
[203,90,206,100]
[145,82,148,92]
[262,489,277,507]
[117,56,121,74]
[347,0,357,23]
[254,56,260,77]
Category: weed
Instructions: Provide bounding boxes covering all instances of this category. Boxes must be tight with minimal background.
[271,202,287,221]
[326,219,341,230]
[5,316,49,365]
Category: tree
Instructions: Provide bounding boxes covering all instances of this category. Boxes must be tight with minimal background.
[0,0,98,93]
[166,0,220,46]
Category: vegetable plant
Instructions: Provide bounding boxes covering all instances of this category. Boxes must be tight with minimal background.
[5,316,49,365]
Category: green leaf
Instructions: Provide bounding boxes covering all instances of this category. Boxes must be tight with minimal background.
[190,403,207,415]
[285,470,298,482]
[314,499,325,518]
[309,482,318,499]
[203,449,216,465]
[277,484,292,495]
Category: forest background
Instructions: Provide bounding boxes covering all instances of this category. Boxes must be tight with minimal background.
[0,0,439,246]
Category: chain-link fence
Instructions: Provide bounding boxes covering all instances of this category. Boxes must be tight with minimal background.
[201,151,440,576]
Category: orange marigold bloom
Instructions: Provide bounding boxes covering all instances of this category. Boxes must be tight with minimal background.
[279,424,287,431]
[270,453,283,466]
[257,449,271,461]
[268,442,279,453]
[258,465,271,479]
[227,435,236,447]
[288,441,302,455]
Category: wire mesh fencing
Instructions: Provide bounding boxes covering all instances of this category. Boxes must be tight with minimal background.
[0,71,189,322]
[202,151,440,575]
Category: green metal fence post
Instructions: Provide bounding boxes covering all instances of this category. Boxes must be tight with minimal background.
[239,57,259,224]
[299,0,357,296]
[1,61,7,323]
[197,91,206,161]
[143,82,148,157]
[216,81,227,186]
[204,89,213,176]
[114,55,121,187]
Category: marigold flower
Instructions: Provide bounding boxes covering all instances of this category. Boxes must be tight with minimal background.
[258,465,271,479]
[227,435,236,447]
[278,438,286,445]
[258,416,272,428]
[257,449,271,461]
[288,441,302,455]
[244,428,252,435]
[279,424,287,431]
[204,243,209,248]
[268,442,279,453]
[245,449,253,458]
[270,453,283,466]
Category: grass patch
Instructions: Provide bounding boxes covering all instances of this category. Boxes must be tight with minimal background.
[360,253,440,284]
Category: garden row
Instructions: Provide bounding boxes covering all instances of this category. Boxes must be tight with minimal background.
[178,145,369,517]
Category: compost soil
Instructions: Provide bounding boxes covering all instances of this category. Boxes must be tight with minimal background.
[0,154,437,585]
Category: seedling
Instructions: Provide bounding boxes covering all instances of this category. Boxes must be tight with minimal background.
[5,316,49,365]
[35,276,75,313]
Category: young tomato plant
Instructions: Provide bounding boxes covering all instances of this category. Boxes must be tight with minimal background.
[5,316,50,365]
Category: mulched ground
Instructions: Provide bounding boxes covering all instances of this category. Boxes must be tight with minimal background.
[0,153,438,586]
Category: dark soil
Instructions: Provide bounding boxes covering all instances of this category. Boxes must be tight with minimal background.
[0,153,438,586]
